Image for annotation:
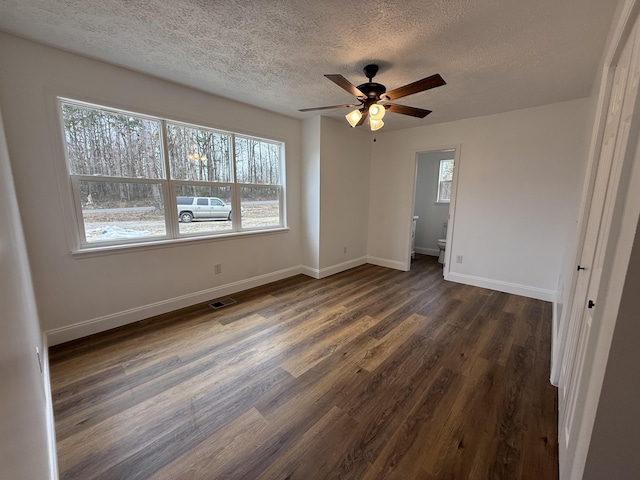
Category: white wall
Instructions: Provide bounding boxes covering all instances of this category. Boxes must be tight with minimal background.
[413,150,453,256]
[318,117,370,271]
[0,33,302,344]
[0,111,56,478]
[300,116,370,276]
[368,98,592,300]
[301,117,321,270]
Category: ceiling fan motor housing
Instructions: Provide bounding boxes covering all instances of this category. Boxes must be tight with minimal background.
[357,82,386,102]
[358,64,386,103]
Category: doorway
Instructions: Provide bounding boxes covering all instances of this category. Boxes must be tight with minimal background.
[411,147,459,274]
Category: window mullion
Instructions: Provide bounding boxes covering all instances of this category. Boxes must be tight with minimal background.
[230,134,240,231]
[70,176,88,248]
[161,119,179,238]
[72,174,161,184]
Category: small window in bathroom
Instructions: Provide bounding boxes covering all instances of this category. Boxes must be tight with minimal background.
[437,159,454,203]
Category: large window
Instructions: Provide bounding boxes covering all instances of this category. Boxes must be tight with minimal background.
[59,99,284,249]
[437,158,454,203]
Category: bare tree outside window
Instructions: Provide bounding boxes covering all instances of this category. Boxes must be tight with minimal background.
[234,136,282,229]
[166,123,231,183]
[60,99,284,248]
[437,159,454,203]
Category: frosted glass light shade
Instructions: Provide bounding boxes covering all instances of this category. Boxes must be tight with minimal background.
[345,109,363,127]
[370,118,384,131]
[369,103,386,121]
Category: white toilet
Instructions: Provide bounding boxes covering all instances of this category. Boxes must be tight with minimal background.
[437,238,446,264]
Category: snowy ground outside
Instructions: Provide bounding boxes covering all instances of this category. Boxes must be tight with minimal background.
[83,203,279,243]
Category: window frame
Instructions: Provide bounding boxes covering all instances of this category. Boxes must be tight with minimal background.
[58,98,286,252]
[436,158,454,204]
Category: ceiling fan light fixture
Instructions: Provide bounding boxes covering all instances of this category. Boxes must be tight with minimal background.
[300,65,445,130]
[369,103,386,121]
[345,108,363,127]
[370,118,384,131]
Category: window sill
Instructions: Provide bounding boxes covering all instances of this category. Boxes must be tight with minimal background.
[71,227,290,258]
[435,202,450,206]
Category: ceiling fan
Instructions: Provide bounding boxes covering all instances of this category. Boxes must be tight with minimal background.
[299,64,446,131]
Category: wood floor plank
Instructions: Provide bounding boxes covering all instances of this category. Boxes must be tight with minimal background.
[58,360,292,478]
[49,254,558,480]
[357,313,426,373]
[480,311,516,366]
[149,407,269,480]
[337,318,453,423]
[255,406,359,480]
[420,358,504,478]
[281,314,380,377]
[221,336,379,478]
[361,366,465,480]
[329,326,464,476]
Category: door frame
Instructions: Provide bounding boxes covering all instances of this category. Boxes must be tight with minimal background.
[552,0,640,387]
[407,144,462,275]
[556,1,640,478]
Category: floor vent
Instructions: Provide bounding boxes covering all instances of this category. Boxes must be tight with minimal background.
[210,298,237,310]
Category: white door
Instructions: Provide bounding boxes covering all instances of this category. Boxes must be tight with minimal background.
[559,14,640,478]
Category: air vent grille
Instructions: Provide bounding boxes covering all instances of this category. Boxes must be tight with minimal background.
[210,298,237,310]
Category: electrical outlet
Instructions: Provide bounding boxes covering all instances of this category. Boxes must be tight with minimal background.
[214,264,222,274]
[456,255,463,264]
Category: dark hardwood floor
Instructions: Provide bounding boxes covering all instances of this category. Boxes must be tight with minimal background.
[49,255,558,480]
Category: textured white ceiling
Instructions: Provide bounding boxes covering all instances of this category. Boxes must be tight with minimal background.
[0,0,618,130]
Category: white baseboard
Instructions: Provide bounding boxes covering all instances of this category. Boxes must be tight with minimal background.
[299,265,320,278]
[366,255,408,271]
[550,301,559,386]
[45,262,557,346]
[40,333,59,479]
[45,265,303,346]
[445,272,557,302]
[415,247,439,256]
[301,257,368,279]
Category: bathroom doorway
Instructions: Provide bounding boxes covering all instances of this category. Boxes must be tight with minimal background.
[411,147,459,276]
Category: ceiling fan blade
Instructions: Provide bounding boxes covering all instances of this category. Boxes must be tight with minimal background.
[386,103,432,118]
[384,74,446,101]
[356,109,368,127]
[325,74,366,98]
[299,104,358,112]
